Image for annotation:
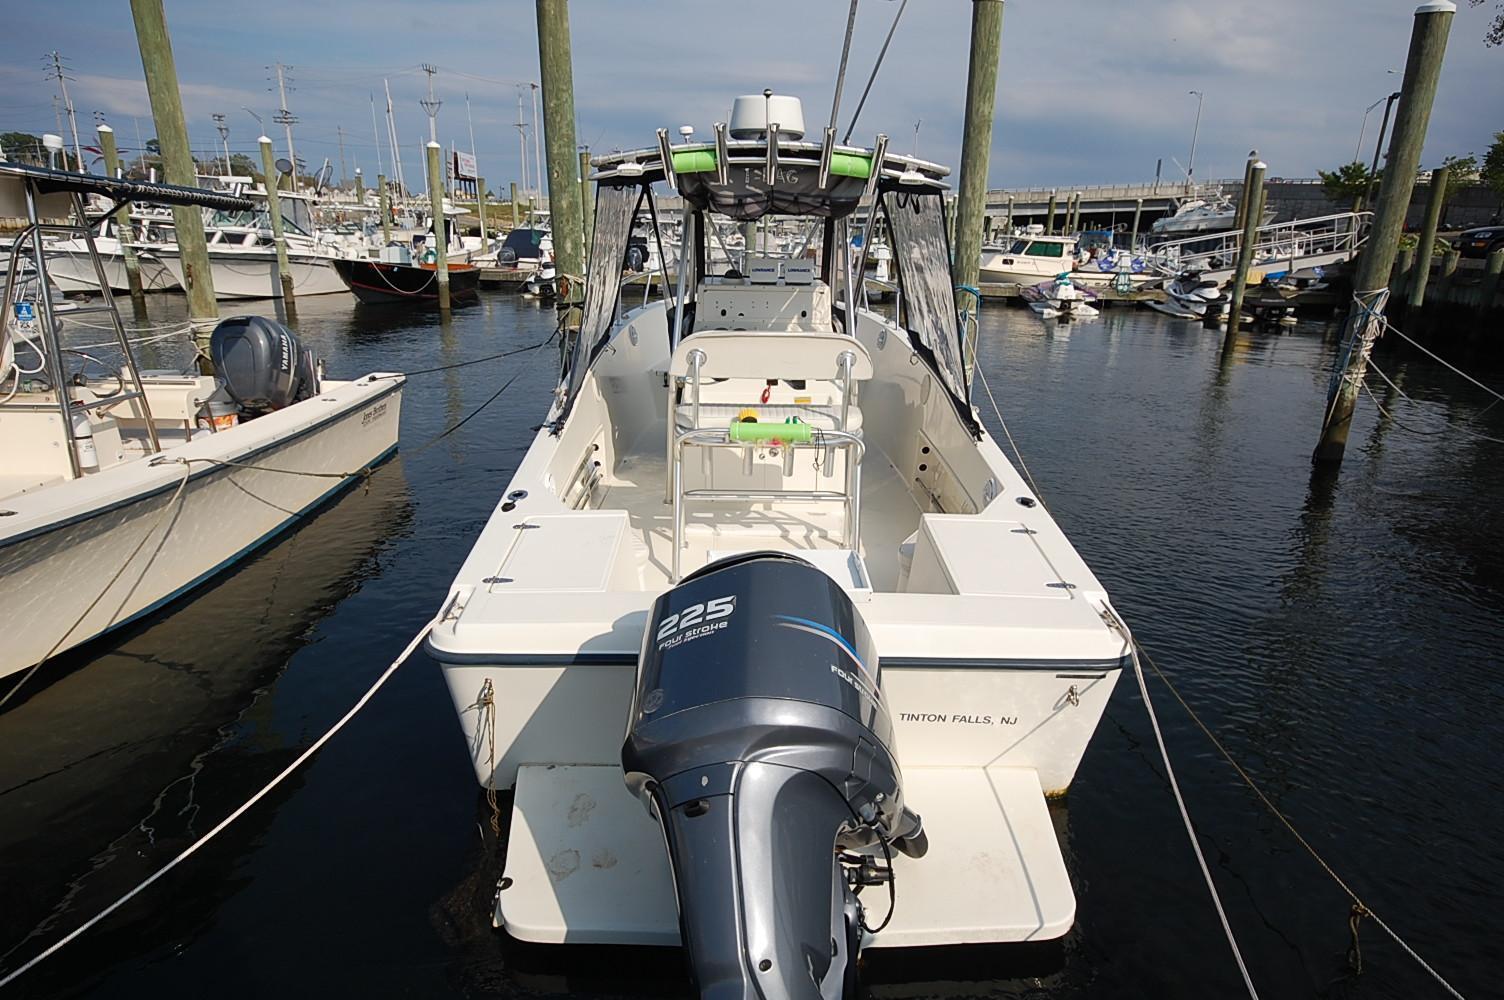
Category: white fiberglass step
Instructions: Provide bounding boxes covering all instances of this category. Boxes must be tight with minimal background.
[495,763,1074,948]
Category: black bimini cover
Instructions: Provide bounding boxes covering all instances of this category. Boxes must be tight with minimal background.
[0,161,253,212]
[880,188,977,435]
[679,170,867,221]
[559,181,645,421]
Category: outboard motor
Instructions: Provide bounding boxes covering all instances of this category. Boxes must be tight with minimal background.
[623,553,925,1000]
[209,315,319,416]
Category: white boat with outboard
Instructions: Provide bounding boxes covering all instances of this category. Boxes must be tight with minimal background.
[427,94,1129,998]
[979,231,1077,284]
[1151,189,1274,236]
[0,162,403,684]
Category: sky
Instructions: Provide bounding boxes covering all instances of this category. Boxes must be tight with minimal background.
[1,0,1500,196]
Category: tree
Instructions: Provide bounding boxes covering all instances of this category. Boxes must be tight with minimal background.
[1442,153,1479,183]
[1482,131,1504,196]
[1319,161,1378,203]
[1470,0,1503,46]
[0,131,45,164]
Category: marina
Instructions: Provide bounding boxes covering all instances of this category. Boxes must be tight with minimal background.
[2,1,1503,998]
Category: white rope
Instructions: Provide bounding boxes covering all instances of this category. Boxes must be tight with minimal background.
[1378,315,1504,403]
[0,608,444,989]
[1099,603,1263,1000]
[974,363,1046,504]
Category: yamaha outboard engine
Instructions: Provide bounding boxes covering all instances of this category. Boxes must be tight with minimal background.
[209,315,319,416]
[623,553,925,1000]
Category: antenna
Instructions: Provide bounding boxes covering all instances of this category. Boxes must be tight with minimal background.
[46,51,85,172]
[529,82,543,201]
[271,62,300,193]
[420,63,441,143]
[212,112,231,176]
[516,87,530,197]
[369,92,385,179]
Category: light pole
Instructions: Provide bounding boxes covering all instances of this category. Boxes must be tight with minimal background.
[212,112,230,176]
[1355,95,1388,164]
[1365,91,1402,207]
[1186,90,1204,194]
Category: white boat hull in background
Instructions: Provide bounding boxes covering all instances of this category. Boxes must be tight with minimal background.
[155,249,350,299]
[46,242,179,293]
[0,375,403,680]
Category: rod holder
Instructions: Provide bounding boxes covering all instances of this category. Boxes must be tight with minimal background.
[818,126,836,189]
[656,128,677,191]
[713,122,730,185]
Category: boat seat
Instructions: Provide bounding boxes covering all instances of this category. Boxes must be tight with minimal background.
[669,330,871,435]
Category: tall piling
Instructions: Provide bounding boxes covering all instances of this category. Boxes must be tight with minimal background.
[535,0,585,304]
[97,124,145,302]
[1232,151,1258,232]
[426,141,451,312]
[579,149,594,252]
[476,175,488,248]
[354,168,365,202]
[1407,162,1449,308]
[378,173,391,246]
[1129,197,1143,249]
[129,0,217,337]
[1482,248,1504,311]
[1315,0,1454,466]
[1225,160,1267,344]
[258,136,296,306]
[511,181,520,231]
[1005,194,1014,233]
[1045,189,1057,234]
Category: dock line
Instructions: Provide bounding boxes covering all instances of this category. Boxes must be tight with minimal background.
[0,608,444,989]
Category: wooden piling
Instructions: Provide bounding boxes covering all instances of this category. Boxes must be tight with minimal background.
[579,149,593,252]
[1045,189,1057,234]
[128,0,217,336]
[426,141,451,312]
[476,175,488,248]
[96,124,144,302]
[354,168,364,203]
[258,136,296,305]
[1482,248,1504,311]
[1005,194,1014,233]
[511,181,520,231]
[1392,245,1416,300]
[1407,162,1449,308]
[1315,0,1454,466]
[1232,151,1257,232]
[378,173,391,246]
[535,0,585,302]
[1225,160,1266,344]
[1434,247,1458,299]
[1129,197,1143,249]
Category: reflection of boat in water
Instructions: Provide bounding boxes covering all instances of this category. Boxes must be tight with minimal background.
[0,457,413,952]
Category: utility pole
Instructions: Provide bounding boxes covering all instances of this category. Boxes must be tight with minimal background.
[48,52,86,172]
[273,62,299,194]
[1366,91,1401,209]
[951,0,1004,329]
[534,0,584,297]
[97,124,145,302]
[337,124,348,188]
[1408,162,1449,308]
[420,63,441,144]
[212,113,231,176]
[1315,0,1455,466]
[1225,159,1267,345]
[258,135,295,305]
[426,141,451,312]
[530,81,544,203]
[129,0,218,331]
[515,90,530,198]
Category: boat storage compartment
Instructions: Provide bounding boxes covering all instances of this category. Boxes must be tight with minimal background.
[495,762,1075,947]
[480,512,638,593]
[905,515,1072,598]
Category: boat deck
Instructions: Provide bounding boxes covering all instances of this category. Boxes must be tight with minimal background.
[596,431,922,591]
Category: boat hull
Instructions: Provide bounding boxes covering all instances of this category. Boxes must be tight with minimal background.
[45,243,179,293]
[0,375,404,681]
[330,258,481,304]
[155,249,350,299]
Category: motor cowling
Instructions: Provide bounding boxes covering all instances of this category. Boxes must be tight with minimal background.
[209,315,318,415]
[623,553,923,1000]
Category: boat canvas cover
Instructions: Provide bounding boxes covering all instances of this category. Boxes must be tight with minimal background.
[679,170,867,221]
[561,182,643,419]
[881,189,975,432]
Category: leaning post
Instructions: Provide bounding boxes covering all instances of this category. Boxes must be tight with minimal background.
[97,124,145,302]
[129,0,218,345]
[579,149,594,252]
[426,141,451,312]
[1407,162,1449,308]
[1314,0,1454,466]
[258,136,296,305]
[1225,160,1267,345]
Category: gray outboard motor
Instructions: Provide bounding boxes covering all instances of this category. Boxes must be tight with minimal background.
[623,552,925,1000]
[209,315,319,415]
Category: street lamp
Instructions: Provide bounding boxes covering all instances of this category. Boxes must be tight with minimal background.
[1186,90,1204,194]
[1355,95,1388,164]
